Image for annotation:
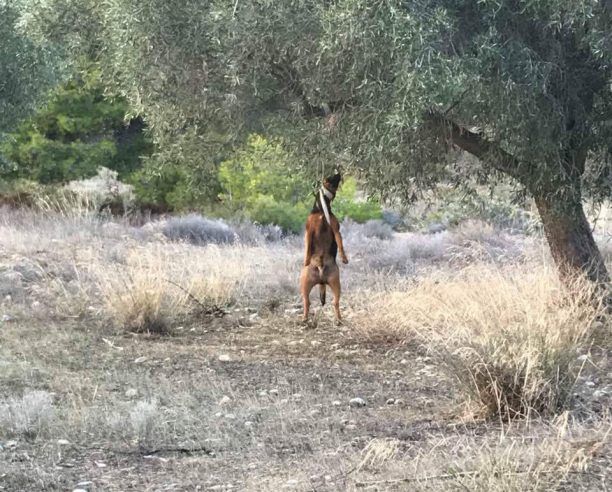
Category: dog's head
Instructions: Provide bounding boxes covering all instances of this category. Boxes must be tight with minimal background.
[322,173,342,198]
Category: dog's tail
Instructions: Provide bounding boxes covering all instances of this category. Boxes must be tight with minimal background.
[319,284,326,306]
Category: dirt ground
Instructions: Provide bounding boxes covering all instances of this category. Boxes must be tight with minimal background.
[0,211,610,491]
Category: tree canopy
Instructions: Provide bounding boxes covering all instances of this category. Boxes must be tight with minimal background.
[10,0,612,285]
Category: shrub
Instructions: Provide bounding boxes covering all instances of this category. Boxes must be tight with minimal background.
[247,195,309,234]
[95,246,238,333]
[0,67,152,184]
[129,400,159,450]
[365,267,603,419]
[342,219,394,241]
[0,390,55,438]
[161,215,235,245]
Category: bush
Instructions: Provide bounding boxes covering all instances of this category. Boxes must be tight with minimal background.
[342,219,394,240]
[161,215,235,245]
[0,67,152,184]
[218,134,383,231]
[95,246,238,334]
[0,390,55,438]
[247,195,309,234]
[370,267,603,419]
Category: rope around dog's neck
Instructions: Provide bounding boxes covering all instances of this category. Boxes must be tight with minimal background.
[319,187,332,226]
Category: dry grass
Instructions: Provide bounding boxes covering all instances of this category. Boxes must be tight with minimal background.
[0,207,610,491]
[93,244,242,333]
[361,266,607,419]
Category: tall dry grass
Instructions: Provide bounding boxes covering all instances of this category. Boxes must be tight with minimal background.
[92,244,245,333]
[360,265,606,419]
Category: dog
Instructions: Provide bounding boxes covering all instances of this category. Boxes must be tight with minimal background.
[300,173,348,323]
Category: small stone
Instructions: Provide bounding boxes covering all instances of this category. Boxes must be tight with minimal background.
[214,412,223,418]
[1,314,14,322]
[134,356,147,364]
[311,340,321,347]
[57,439,71,446]
[218,395,232,406]
[349,397,366,408]
[324,475,332,482]
[5,440,17,448]
[593,390,607,399]
[258,390,268,397]
[385,398,395,405]
[400,359,408,365]
[286,479,299,488]
[225,413,236,420]
[394,398,405,406]
[292,393,302,400]
[331,400,341,406]
[585,381,596,387]
[76,482,94,487]
[218,354,231,362]
[247,462,257,470]
[244,421,254,428]
[125,388,138,398]
[269,389,279,395]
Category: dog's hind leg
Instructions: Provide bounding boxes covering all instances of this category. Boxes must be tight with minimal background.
[300,266,316,322]
[328,268,342,323]
[319,284,326,306]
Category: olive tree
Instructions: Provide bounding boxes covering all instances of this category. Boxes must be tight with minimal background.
[0,1,62,133]
[24,0,612,286]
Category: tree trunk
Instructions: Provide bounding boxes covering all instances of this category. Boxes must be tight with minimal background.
[534,193,610,286]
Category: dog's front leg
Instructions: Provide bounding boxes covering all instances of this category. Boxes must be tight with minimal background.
[331,219,348,264]
[303,227,313,266]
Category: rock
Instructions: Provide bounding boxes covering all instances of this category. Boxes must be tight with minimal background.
[224,413,236,420]
[218,354,231,362]
[394,398,405,406]
[593,390,607,400]
[269,389,279,395]
[427,223,446,234]
[1,314,15,322]
[134,356,147,364]
[385,398,395,405]
[331,400,341,406]
[349,397,366,408]
[218,395,232,406]
[125,388,138,398]
[258,390,268,397]
[57,439,71,446]
[5,440,17,448]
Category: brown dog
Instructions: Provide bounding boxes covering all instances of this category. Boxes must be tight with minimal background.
[300,173,348,323]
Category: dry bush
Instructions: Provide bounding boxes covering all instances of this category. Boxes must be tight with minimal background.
[94,244,243,333]
[362,266,605,419]
[0,390,55,438]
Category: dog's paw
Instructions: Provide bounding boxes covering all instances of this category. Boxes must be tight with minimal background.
[341,256,349,265]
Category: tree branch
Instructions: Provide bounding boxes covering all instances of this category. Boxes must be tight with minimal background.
[424,109,526,181]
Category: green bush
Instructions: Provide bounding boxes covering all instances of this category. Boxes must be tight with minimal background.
[218,134,382,232]
[0,67,152,184]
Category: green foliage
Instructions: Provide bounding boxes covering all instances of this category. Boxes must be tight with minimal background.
[0,2,63,134]
[1,68,152,184]
[333,177,383,223]
[218,134,381,232]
